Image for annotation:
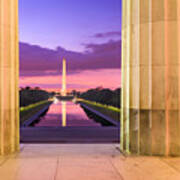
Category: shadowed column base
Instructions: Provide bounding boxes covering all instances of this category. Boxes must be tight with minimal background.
[122,109,180,156]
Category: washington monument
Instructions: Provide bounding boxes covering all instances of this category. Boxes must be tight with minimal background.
[61,58,66,96]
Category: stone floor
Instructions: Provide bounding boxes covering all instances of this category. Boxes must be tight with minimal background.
[0,144,180,180]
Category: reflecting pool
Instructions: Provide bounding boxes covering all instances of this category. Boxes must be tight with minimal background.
[34,100,102,127]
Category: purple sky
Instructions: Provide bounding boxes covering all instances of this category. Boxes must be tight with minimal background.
[19,0,121,52]
[19,0,122,91]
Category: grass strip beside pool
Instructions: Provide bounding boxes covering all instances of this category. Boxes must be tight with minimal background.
[78,99,120,122]
[20,100,52,124]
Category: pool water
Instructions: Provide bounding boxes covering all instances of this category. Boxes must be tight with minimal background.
[34,100,102,127]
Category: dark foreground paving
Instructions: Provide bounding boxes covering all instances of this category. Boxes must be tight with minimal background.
[20,127,120,143]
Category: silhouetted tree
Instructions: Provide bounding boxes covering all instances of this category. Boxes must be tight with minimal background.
[34,87,40,90]
[25,86,31,90]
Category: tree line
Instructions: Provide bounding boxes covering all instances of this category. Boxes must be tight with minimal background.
[20,87,54,107]
[79,87,121,108]
[20,86,121,108]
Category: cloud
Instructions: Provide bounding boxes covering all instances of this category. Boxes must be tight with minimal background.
[84,40,121,53]
[20,40,121,76]
[92,31,121,39]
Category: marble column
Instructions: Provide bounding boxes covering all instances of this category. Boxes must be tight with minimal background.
[121,0,180,156]
[0,0,19,155]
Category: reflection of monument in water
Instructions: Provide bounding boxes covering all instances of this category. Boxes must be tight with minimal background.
[61,101,67,127]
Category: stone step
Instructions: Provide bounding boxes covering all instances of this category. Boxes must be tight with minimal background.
[20,127,120,143]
